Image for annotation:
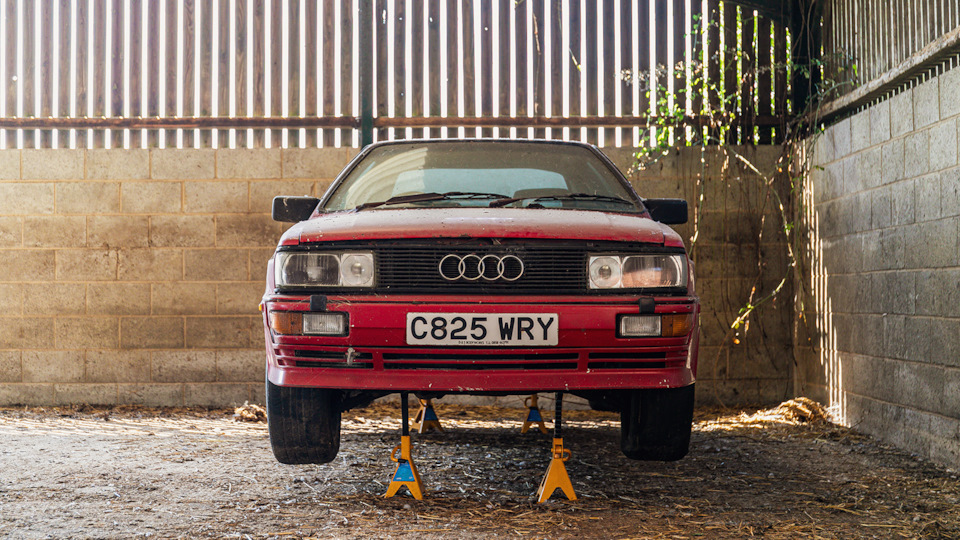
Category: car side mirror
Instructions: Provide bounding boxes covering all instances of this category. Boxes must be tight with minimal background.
[272,196,320,223]
[644,198,688,224]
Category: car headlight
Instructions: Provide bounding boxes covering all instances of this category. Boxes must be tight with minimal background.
[588,254,686,289]
[588,255,622,288]
[275,252,375,288]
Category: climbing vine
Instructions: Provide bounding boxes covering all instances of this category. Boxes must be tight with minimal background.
[628,13,857,405]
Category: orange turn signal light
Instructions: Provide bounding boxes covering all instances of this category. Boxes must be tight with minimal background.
[661,313,695,337]
[269,311,303,335]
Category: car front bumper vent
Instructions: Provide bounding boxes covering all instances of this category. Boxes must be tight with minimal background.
[381,352,579,371]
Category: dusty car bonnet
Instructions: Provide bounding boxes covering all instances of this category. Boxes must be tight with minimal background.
[280,207,681,246]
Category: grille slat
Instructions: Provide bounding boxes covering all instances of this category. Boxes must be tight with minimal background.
[587,362,668,370]
[383,362,577,371]
[382,353,578,361]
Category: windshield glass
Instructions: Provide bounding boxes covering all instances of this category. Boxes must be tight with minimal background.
[322,142,641,213]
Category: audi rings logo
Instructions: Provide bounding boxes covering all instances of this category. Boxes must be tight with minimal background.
[439,253,524,282]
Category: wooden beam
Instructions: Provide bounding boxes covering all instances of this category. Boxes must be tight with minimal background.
[0,114,785,131]
[375,114,784,128]
[358,0,373,147]
[790,0,814,115]
[0,116,360,129]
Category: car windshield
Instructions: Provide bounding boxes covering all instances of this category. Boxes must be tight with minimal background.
[322,142,641,213]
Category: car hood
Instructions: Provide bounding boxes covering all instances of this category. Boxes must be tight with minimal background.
[281,208,684,247]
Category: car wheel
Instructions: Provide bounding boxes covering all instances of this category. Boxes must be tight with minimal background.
[620,384,695,461]
[588,399,620,413]
[586,392,624,413]
[266,376,342,464]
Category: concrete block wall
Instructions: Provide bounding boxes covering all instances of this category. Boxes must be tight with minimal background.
[0,145,789,408]
[0,147,356,407]
[800,68,960,466]
[607,146,793,405]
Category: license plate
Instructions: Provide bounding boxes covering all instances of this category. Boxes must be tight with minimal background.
[406,313,559,346]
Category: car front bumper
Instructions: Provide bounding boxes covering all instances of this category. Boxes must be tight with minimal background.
[263,294,699,393]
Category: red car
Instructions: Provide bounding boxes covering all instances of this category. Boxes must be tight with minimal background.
[263,140,699,464]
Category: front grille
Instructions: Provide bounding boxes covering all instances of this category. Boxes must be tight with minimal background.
[376,241,586,293]
[290,349,374,368]
[586,352,666,360]
[294,350,374,361]
[381,352,578,361]
[587,362,667,370]
[585,352,679,370]
[382,351,579,371]
[384,362,577,371]
[294,360,373,369]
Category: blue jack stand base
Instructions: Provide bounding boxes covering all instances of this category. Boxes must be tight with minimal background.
[384,393,425,499]
[522,394,549,434]
[384,435,424,499]
[412,399,444,434]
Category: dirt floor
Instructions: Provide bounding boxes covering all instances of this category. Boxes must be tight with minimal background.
[1,400,959,540]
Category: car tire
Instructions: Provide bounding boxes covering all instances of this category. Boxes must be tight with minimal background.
[620,384,695,461]
[586,392,624,413]
[266,376,342,464]
[588,399,620,413]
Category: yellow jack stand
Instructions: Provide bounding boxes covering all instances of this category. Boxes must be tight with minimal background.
[411,399,443,434]
[536,392,577,503]
[384,393,425,500]
[384,435,424,499]
[537,438,577,503]
[521,394,549,434]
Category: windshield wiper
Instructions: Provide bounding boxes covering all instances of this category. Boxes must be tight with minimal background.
[489,192,636,208]
[355,191,511,211]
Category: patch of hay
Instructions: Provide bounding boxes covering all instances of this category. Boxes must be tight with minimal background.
[773,397,829,424]
[233,401,267,423]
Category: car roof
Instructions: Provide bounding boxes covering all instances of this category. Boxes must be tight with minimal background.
[361,138,601,151]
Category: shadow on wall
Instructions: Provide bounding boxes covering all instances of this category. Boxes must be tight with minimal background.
[797,87,960,467]
[798,140,846,422]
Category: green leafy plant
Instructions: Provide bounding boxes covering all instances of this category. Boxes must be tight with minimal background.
[626,11,857,405]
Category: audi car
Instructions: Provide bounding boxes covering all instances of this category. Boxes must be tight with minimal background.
[262,139,700,464]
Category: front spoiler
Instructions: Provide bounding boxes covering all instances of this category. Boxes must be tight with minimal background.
[270,354,695,392]
[263,294,700,393]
